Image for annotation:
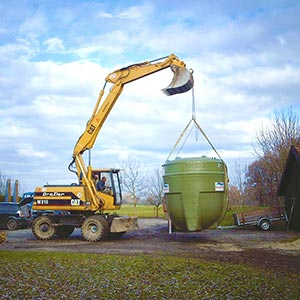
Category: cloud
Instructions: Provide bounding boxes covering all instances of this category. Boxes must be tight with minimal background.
[117,5,150,19]
[18,144,53,159]
[18,10,47,39]
[44,37,65,52]
[0,0,299,192]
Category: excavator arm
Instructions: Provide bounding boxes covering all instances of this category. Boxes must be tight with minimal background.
[70,54,193,209]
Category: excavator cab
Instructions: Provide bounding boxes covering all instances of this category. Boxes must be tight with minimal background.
[92,169,122,207]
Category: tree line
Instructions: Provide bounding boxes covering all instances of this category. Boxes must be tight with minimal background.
[229,107,300,207]
[0,173,22,202]
[2,107,298,210]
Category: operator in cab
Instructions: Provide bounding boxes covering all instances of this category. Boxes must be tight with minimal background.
[96,176,107,191]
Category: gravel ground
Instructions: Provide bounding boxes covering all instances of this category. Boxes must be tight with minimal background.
[1,218,300,274]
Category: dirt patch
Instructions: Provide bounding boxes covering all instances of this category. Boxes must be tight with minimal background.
[262,238,300,251]
[1,218,300,274]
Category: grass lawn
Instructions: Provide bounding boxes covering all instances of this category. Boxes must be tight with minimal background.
[0,205,295,299]
[0,251,298,299]
[118,204,165,218]
[118,204,277,227]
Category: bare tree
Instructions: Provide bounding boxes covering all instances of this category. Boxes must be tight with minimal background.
[146,168,164,217]
[246,107,300,206]
[255,107,300,173]
[119,156,147,216]
[228,185,242,207]
[245,157,270,206]
[230,158,248,207]
[0,171,8,196]
[0,172,24,202]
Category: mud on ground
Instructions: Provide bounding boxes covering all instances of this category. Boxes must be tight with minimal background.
[1,218,300,274]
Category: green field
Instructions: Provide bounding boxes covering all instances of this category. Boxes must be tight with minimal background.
[118,204,271,227]
[118,204,165,218]
[0,251,298,299]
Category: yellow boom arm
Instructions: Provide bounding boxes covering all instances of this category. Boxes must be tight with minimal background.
[70,54,193,208]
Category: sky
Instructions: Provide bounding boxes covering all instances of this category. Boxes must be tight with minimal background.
[0,0,300,193]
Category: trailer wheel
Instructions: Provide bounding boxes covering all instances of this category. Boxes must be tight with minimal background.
[259,219,271,231]
[32,216,56,240]
[6,219,18,230]
[81,215,109,242]
[55,226,75,237]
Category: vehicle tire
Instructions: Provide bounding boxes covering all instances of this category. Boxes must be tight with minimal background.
[32,216,55,240]
[55,226,75,237]
[6,219,18,230]
[81,215,109,242]
[260,219,271,231]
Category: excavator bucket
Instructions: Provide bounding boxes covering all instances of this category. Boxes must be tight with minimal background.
[162,65,194,96]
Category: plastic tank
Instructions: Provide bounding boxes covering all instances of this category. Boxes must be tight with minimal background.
[163,156,228,231]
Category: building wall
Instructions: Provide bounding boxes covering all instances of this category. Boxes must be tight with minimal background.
[284,156,300,231]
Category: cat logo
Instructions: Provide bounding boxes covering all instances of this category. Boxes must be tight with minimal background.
[71,199,81,206]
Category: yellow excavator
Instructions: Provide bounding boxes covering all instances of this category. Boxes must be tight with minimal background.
[30,54,194,241]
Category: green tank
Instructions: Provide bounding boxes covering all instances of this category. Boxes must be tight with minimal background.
[163,156,228,231]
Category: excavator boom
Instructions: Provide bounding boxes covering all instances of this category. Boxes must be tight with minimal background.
[74,54,193,157]
[71,54,194,210]
[30,54,194,242]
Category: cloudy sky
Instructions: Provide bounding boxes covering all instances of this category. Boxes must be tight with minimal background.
[1,0,300,193]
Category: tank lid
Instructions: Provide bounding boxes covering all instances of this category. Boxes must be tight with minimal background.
[162,156,224,167]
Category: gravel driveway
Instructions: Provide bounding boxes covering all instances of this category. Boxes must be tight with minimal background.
[1,218,300,274]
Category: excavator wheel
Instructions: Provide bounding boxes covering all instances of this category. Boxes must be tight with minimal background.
[81,215,109,242]
[55,226,75,237]
[32,216,56,240]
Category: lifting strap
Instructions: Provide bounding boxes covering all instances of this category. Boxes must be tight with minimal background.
[166,86,223,161]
